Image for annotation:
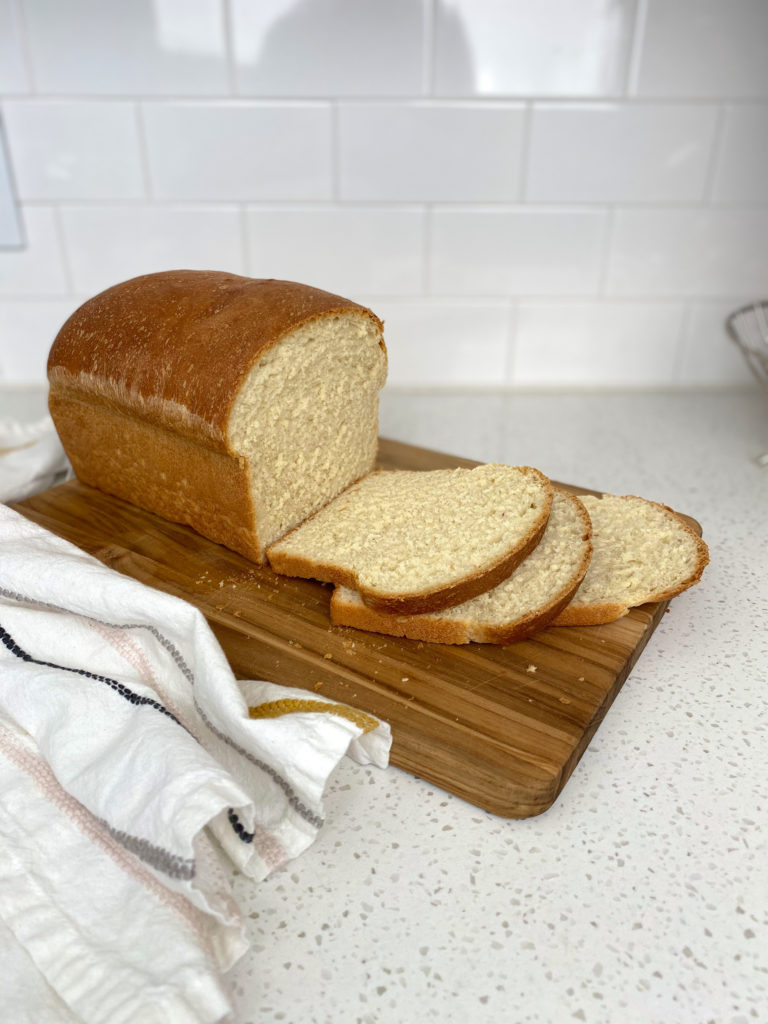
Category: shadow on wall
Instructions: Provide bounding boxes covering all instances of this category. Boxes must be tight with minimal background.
[235,0,475,94]
[236,0,629,96]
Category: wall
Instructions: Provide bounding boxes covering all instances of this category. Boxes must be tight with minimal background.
[0,0,766,389]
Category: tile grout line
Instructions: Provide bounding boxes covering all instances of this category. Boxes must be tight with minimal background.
[0,115,25,248]
[1,92,766,108]
[221,0,238,95]
[133,103,153,200]
[421,203,432,295]
[50,205,74,294]
[0,293,90,303]
[9,196,768,212]
[625,0,648,98]
[238,203,249,274]
[702,105,728,203]
[422,0,435,96]
[504,301,518,385]
[518,101,533,201]
[10,197,768,211]
[14,0,37,95]
[330,101,340,202]
[596,205,617,297]
[672,302,694,385]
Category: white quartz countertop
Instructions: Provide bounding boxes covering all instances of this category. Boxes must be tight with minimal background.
[4,387,767,1024]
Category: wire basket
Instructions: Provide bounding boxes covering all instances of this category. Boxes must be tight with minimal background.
[726,301,768,465]
[727,301,768,384]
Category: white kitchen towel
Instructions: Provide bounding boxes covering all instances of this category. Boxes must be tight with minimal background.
[0,504,391,1024]
[0,416,72,503]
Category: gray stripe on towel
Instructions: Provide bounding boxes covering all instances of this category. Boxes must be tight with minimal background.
[0,585,325,829]
[96,818,196,880]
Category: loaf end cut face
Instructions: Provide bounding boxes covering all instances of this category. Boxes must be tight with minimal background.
[47,270,387,562]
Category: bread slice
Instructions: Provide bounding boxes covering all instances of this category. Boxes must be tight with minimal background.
[267,464,553,615]
[552,493,709,627]
[48,271,387,562]
[329,490,592,644]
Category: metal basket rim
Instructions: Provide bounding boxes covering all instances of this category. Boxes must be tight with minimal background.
[725,299,768,342]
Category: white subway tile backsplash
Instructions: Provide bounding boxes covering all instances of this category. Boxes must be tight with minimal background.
[245,207,423,297]
[4,101,144,200]
[527,104,718,203]
[143,103,332,201]
[339,103,525,202]
[434,0,636,97]
[513,301,684,385]
[22,0,228,95]
[711,106,768,204]
[0,207,68,295]
[0,297,82,381]
[606,208,768,297]
[231,0,426,97]
[636,0,768,98]
[0,124,22,246]
[430,208,606,296]
[0,0,29,93]
[0,0,763,390]
[59,205,243,295]
[363,300,510,385]
[677,301,759,385]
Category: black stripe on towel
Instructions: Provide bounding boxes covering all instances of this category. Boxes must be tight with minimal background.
[228,808,254,843]
[0,622,183,727]
[0,592,325,832]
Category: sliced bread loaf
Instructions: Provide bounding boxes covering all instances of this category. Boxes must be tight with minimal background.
[48,271,387,562]
[329,490,592,644]
[552,493,709,627]
[266,464,553,615]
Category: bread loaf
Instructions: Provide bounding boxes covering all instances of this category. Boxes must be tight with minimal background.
[552,493,709,626]
[329,490,592,643]
[266,464,553,614]
[47,271,387,562]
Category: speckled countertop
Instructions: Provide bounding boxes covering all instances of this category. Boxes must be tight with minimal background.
[5,387,767,1024]
[229,390,767,1024]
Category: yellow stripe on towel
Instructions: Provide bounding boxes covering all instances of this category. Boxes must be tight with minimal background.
[248,699,379,734]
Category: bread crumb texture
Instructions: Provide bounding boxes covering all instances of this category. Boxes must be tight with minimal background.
[330,490,591,643]
[228,311,386,549]
[431,490,589,623]
[269,463,551,597]
[564,493,709,612]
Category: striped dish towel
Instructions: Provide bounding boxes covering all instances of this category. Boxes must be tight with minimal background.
[0,504,391,1024]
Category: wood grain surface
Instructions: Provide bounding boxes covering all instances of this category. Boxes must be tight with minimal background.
[12,438,694,818]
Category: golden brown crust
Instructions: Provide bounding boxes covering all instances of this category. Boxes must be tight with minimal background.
[551,494,710,628]
[48,270,384,452]
[47,271,384,562]
[49,393,262,561]
[550,601,630,627]
[330,574,586,645]
[330,594,472,644]
[329,492,593,645]
[268,469,554,616]
[475,493,592,643]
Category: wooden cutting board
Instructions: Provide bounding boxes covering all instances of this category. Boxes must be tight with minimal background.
[12,438,696,818]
